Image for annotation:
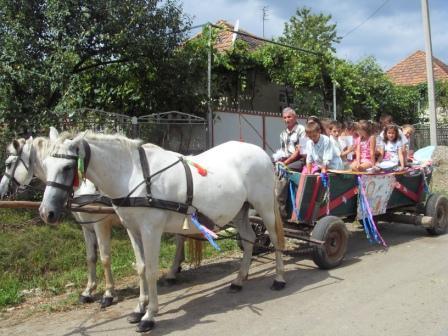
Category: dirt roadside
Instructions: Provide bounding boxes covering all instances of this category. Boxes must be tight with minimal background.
[1,223,448,336]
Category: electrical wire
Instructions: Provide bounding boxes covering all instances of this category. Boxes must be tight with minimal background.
[342,0,390,39]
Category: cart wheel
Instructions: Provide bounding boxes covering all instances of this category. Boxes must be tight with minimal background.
[311,216,348,269]
[237,216,272,255]
[425,193,448,235]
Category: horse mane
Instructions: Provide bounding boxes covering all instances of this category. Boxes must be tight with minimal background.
[82,131,144,150]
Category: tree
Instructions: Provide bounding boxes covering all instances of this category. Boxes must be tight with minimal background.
[0,0,191,134]
[255,7,341,115]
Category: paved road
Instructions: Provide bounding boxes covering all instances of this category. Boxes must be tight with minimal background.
[1,223,448,336]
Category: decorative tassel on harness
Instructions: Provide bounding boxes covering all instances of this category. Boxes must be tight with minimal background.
[186,160,207,176]
[190,213,220,251]
[73,156,86,188]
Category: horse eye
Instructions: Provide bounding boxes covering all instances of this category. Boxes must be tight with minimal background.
[62,164,74,172]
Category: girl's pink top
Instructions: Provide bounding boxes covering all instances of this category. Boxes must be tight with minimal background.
[359,136,372,162]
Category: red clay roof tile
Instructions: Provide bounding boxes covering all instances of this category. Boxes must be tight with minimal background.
[386,50,448,86]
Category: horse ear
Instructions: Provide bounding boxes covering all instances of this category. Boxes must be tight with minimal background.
[12,139,21,152]
[49,127,59,141]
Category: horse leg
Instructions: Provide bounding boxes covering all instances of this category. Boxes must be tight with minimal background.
[137,225,164,333]
[126,228,148,324]
[94,219,115,308]
[230,203,255,291]
[165,234,186,283]
[252,198,286,290]
[80,225,98,303]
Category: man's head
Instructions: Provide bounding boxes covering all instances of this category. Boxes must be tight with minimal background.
[282,107,297,130]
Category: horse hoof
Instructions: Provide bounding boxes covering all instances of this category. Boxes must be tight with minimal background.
[136,320,155,333]
[228,284,242,293]
[177,266,182,273]
[127,312,145,324]
[165,278,177,286]
[270,280,286,291]
[100,296,114,309]
[79,295,94,304]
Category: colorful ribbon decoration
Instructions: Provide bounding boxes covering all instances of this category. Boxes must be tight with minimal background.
[190,213,220,251]
[320,172,331,215]
[357,176,387,247]
[186,160,207,176]
[289,180,300,220]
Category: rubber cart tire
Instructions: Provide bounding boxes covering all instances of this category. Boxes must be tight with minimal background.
[425,193,448,235]
[311,216,348,269]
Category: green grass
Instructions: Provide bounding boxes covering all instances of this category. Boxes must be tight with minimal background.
[0,209,238,309]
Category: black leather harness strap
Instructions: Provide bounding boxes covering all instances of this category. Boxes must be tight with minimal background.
[112,146,194,215]
[45,139,91,193]
[72,194,112,207]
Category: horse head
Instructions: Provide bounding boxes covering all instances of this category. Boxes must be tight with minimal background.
[39,134,85,224]
[0,137,35,198]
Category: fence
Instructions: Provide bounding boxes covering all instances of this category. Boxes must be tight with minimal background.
[414,125,448,149]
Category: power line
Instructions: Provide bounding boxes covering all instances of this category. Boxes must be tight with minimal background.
[342,0,390,39]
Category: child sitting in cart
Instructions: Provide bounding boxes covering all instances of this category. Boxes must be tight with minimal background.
[351,120,376,172]
[329,120,353,168]
[304,121,344,174]
[401,124,415,162]
[376,124,405,170]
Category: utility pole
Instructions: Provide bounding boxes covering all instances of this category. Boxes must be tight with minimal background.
[421,0,437,145]
[262,6,269,38]
[207,23,213,149]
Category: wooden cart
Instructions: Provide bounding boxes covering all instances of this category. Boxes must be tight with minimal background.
[250,166,448,269]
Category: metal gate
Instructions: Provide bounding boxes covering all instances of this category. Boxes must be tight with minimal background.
[62,109,207,154]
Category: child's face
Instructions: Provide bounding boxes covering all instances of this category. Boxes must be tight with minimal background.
[386,128,397,141]
[331,127,340,138]
[307,131,320,144]
[357,129,367,138]
[403,129,412,139]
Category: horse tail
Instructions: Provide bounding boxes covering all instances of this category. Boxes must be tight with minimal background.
[274,196,285,251]
[187,237,203,267]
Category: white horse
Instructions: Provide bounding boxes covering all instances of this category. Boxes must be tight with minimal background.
[38,132,286,333]
[0,131,191,309]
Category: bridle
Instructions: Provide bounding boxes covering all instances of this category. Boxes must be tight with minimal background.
[45,140,91,207]
[3,146,33,190]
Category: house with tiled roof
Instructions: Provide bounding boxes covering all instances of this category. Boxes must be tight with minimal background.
[386,50,448,86]
[213,20,264,52]
[195,20,294,116]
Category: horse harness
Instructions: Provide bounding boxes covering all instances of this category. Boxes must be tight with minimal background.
[111,147,196,215]
[4,146,31,188]
[48,142,196,216]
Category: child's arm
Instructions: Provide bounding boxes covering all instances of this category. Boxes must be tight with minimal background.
[377,147,384,164]
[369,135,376,166]
[398,146,405,169]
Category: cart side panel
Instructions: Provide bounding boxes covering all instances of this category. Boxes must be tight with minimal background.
[387,172,425,209]
[320,173,358,218]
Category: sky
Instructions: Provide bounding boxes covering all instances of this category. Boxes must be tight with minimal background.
[180,0,448,70]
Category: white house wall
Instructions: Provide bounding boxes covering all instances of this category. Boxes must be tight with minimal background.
[213,112,263,148]
[213,111,306,156]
